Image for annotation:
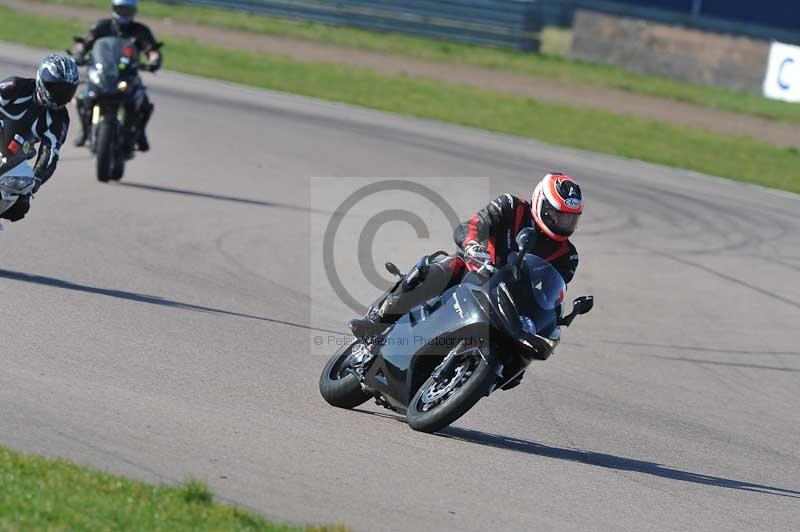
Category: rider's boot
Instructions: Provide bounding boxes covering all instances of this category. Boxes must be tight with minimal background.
[137,131,150,152]
[136,101,153,152]
[348,318,386,342]
[348,305,387,341]
[122,105,138,160]
[73,129,88,148]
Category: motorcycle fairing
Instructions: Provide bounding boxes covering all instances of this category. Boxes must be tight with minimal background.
[362,283,496,413]
[361,255,567,411]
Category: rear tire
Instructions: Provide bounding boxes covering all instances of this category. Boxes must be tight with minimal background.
[407,351,495,433]
[95,120,115,183]
[319,339,370,410]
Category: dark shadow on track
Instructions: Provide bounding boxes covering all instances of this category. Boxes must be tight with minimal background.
[0,268,345,336]
[114,181,330,213]
[439,427,800,498]
[351,409,800,498]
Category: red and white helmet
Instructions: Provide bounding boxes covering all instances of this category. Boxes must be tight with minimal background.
[531,173,583,242]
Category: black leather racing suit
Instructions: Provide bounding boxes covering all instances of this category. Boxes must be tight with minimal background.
[0,77,70,221]
[82,19,160,54]
[454,193,579,280]
[378,193,579,320]
[74,18,162,147]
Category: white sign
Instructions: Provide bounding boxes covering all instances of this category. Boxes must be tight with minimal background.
[763,42,800,103]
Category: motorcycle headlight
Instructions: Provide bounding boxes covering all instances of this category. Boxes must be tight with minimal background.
[117,81,128,91]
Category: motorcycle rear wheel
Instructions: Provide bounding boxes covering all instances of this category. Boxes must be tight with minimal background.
[319,339,371,409]
[407,350,495,433]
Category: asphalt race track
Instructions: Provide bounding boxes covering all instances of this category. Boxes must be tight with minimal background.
[1,43,798,531]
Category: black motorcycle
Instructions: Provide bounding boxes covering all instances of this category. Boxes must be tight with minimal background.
[74,36,157,182]
[319,228,593,433]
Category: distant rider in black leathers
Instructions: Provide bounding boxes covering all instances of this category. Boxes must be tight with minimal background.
[0,55,79,222]
[72,0,163,152]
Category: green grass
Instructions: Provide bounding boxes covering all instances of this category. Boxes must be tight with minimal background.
[2,5,798,193]
[0,445,343,530]
[38,0,800,123]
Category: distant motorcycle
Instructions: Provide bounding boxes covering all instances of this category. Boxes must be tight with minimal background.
[73,36,160,182]
[319,228,594,433]
[0,131,37,221]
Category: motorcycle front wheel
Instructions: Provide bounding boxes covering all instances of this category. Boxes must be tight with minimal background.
[407,349,495,433]
[95,119,116,182]
[111,157,125,181]
[319,339,371,409]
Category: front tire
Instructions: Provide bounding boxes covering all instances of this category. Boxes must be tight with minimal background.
[319,339,370,409]
[111,158,125,181]
[407,349,495,433]
[95,119,116,182]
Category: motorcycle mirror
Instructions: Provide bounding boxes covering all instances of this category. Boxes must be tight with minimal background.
[385,261,402,278]
[558,295,594,327]
[572,296,594,315]
[513,227,538,269]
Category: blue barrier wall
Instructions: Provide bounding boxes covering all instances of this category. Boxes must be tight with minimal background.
[575,0,800,45]
[169,0,543,51]
[595,1,800,32]
[701,0,800,31]
[615,1,691,11]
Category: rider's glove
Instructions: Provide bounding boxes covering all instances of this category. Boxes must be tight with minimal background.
[69,43,88,66]
[464,242,491,264]
[146,51,162,72]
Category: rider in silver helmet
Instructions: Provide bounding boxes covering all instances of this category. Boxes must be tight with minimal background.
[0,55,79,222]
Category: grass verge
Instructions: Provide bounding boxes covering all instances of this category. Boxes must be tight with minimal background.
[0,445,342,530]
[38,0,800,124]
[1,5,798,193]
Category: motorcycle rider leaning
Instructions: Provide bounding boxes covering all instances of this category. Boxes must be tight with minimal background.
[350,173,584,372]
[72,0,163,152]
[0,55,79,222]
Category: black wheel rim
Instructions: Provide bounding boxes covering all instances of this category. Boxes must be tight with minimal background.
[329,340,369,381]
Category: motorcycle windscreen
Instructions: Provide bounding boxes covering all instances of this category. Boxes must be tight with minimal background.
[519,255,566,334]
[89,37,131,87]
